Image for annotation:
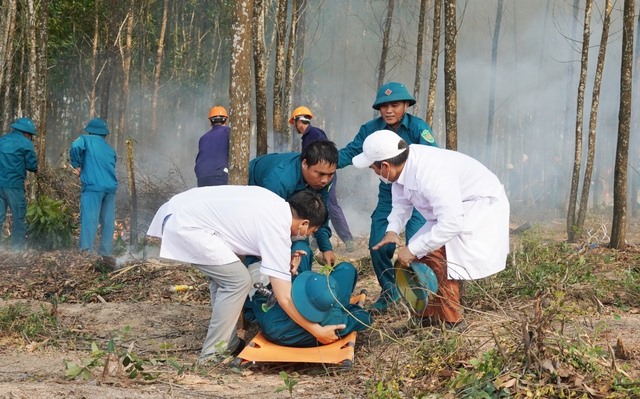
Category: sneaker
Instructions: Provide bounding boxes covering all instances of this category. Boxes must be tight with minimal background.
[231,338,246,357]
[345,240,356,252]
[416,316,467,331]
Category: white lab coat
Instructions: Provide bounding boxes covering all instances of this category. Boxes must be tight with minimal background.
[387,145,510,280]
[146,186,294,281]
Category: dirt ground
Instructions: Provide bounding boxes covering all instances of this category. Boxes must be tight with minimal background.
[0,228,639,398]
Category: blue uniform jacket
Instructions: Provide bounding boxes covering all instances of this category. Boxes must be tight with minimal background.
[70,134,118,193]
[0,130,38,188]
[248,152,333,252]
[338,113,438,206]
[194,125,230,180]
[300,125,328,150]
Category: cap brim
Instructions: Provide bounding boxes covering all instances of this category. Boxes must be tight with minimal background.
[352,153,374,169]
[291,272,330,323]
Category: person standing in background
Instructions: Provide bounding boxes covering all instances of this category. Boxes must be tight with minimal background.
[289,106,355,252]
[337,82,439,312]
[70,118,118,262]
[195,106,230,187]
[0,117,38,251]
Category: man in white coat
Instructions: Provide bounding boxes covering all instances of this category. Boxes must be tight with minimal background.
[147,186,346,362]
[352,130,509,328]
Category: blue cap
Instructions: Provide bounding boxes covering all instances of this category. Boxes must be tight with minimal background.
[84,117,109,135]
[10,117,36,135]
[291,271,342,324]
[372,82,416,110]
[395,261,438,315]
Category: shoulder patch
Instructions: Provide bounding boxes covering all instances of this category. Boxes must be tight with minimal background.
[421,129,435,143]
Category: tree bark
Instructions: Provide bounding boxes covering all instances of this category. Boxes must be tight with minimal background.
[253,0,268,156]
[292,0,307,109]
[443,0,457,150]
[228,0,253,185]
[126,138,138,248]
[377,0,395,88]
[26,0,49,170]
[1,1,17,133]
[413,0,428,117]
[426,0,441,127]
[272,0,288,150]
[576,0,612,237]
[610,0,635,249]
[89,0,100,117]
[116,5,134,158]
[282,0,299,151]
[567,0,592,242]
[150,0,168,138]
[485,0,503,162]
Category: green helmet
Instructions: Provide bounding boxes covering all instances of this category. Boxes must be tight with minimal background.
[84,117,109,136]
[10,117,36,135]
[372,82,416,110]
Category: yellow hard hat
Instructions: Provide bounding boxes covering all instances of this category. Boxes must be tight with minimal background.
[288,106,313,124]
[208,106,228,119]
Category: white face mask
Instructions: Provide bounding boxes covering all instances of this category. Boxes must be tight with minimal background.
[291,223,309,241]
[378,165,392,185]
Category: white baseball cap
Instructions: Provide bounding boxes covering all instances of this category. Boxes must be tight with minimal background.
[352,130,407,168]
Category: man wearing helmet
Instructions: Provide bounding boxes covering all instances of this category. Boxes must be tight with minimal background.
[70,118,118,262]
[195,106,230,187]
[338,82,438,312]
[289,106,356,252]
[0,117,38,250]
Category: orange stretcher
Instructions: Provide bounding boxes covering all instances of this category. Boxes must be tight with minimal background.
[231,292,366,368]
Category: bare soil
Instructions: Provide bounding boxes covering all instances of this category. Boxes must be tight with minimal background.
[0,229,639,398]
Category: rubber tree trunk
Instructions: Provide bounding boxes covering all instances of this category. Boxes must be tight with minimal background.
[566,0,592,242]
[610,0,635,249]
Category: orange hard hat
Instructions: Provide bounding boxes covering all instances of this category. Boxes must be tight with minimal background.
[208,106,228,119]
[288,106,313,124]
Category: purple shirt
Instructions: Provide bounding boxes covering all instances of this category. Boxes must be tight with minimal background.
[300,125,328,150]
[194,125,230,185]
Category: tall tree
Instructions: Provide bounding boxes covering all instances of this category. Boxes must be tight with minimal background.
[413,0,428,117]
[89,0,101,118]
[228,0,253,185]
[282,0,299,151]
[485,0,504,162]
[292,0,307,109]
[610,0,635,249]
[27,0,49,169]
[377,0,395,88]
[0,0,17,133]
[443,0,457,150]
[150,0,169,138]
[426,0,441,127]
[253,0,268,156]
[576,0,612,238]
[567,0,592,242]
[272,0,288,151]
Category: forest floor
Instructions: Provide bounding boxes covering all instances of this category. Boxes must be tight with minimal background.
[0,217,639,398]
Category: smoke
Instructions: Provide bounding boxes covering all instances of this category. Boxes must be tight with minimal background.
[40,0,640,241]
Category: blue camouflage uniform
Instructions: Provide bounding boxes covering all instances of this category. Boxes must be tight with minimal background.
[194,124,230,187]
[0,125,38,249]
[251,262,371,346]
[338,112,437,306]
[248,152,333,271]
[70,119,118,256]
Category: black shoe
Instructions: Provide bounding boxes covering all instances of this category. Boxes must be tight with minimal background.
[231,338,246,357]
[414,317,467,330]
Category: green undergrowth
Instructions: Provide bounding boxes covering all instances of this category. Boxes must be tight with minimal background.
[364,228,640,398]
